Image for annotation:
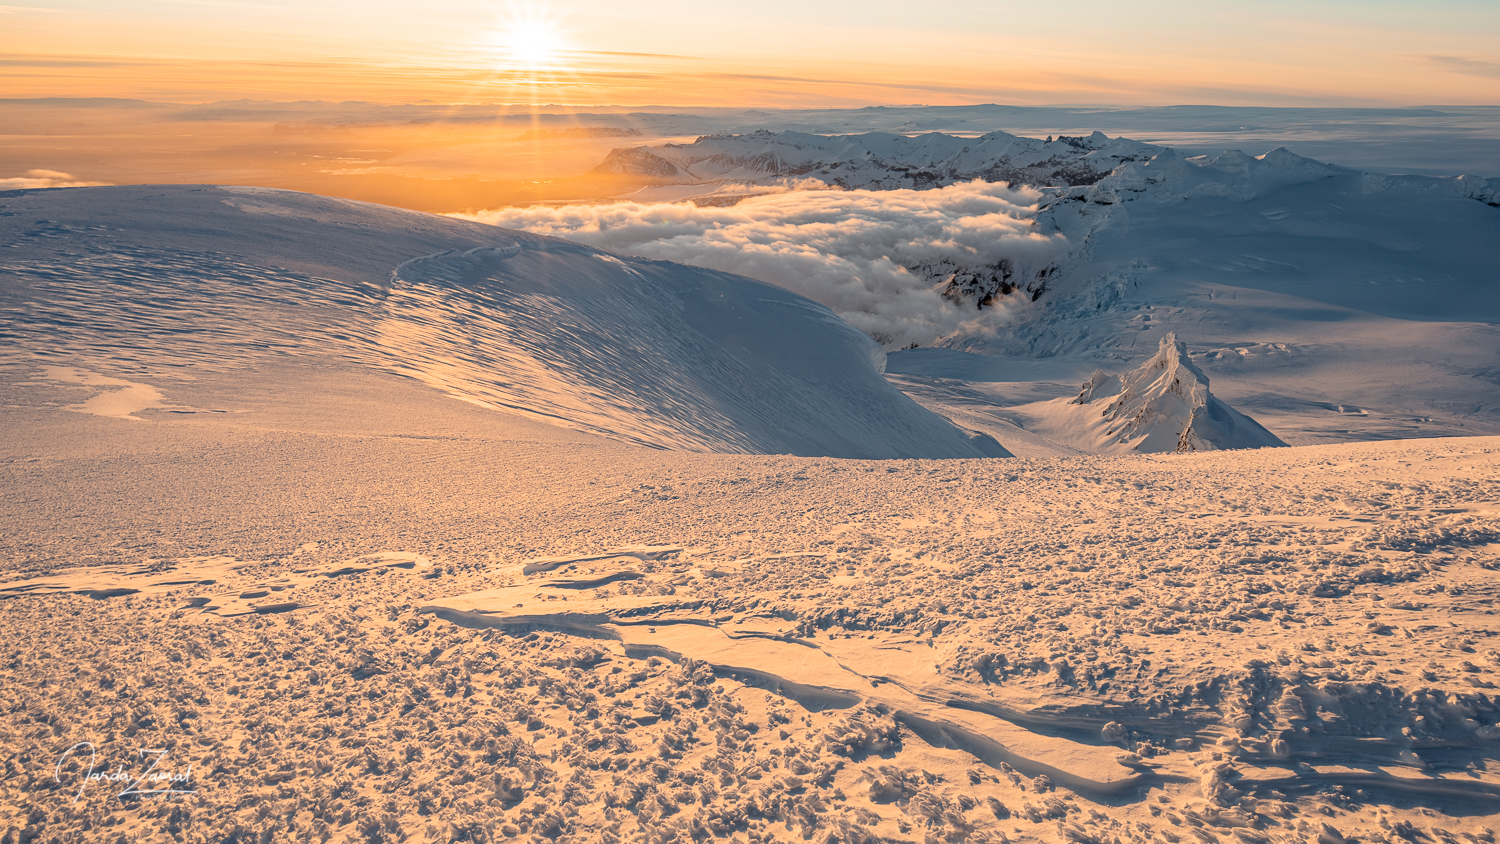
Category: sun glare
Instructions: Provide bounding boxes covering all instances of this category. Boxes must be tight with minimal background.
[498,16,568,69]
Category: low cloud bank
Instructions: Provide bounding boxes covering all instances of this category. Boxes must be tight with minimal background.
[0,170,109,189]
[457,180,1067,348]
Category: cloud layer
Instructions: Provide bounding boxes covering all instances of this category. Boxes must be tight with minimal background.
[0,170,109,190]
[458,180,1067,348]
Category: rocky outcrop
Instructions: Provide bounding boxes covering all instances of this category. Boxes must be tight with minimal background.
[1073,333,1286,453]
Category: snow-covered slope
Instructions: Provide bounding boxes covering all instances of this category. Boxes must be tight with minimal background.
[1055,145,1499,209]
[592,129,1161,190]
[995,147,1500,444]
[0,185,1007,459]
[1035,146,1500,324]
[6,375,1500,843]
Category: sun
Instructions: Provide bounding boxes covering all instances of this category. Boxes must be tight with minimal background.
[499,17,568,68]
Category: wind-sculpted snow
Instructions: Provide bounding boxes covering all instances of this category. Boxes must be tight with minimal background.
[459,180,1067,349]
[2,361,1499,844]
[372,244,1003,457]
[0,185,1001,458]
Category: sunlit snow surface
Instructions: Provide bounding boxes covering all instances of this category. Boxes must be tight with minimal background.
[2,363,1499,841]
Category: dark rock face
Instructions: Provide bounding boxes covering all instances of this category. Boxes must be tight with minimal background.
[904,258,1058,310]
[591,148,690,181]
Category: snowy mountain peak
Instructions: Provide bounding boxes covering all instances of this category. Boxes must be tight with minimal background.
[1072,333,1286,453]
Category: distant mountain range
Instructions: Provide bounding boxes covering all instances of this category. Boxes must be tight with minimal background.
[591,129,1162,190]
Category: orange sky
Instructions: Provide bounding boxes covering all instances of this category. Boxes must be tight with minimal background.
[2,1,1498,106]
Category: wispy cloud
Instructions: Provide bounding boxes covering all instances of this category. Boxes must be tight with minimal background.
[696,71,1020,98]
[564,50,698,61]
[1421,55,1500,79]
[147,0,300,9]
[0,59,135,67]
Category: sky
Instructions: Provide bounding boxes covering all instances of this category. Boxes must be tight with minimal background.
[1,0,1498,106]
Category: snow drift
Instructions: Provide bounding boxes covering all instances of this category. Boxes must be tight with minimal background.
[0,185,1007,459]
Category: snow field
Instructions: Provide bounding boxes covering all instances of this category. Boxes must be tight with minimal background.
[2,373,1498,842]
